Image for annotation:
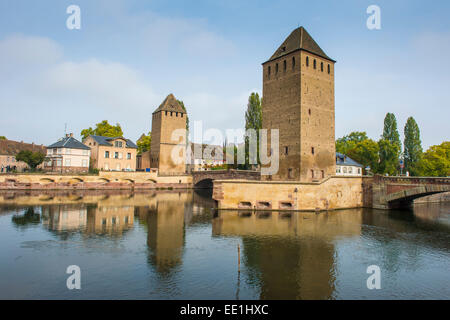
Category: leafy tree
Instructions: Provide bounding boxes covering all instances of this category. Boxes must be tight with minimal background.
[81,120,123,140]
[378,139,400,175]
[0,136,6,140]
[244,93,262,167]
[403,117,423,176]
[15,150,46,171]
[137,132,152,155]
[346,139,380,173]
[382,113,401,150]
[417,142,450,177]
[177,100,190,132]
[336,131,369,154]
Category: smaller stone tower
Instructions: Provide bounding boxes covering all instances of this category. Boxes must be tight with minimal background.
[150,94,187,174]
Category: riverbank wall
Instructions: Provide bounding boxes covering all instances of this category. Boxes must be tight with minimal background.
[0,171,192,190]
[213,176,364,211]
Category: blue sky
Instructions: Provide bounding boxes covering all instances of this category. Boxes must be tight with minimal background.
[0,0,449,149]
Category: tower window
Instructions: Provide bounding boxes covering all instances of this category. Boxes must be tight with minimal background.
[283,60,286,71]
[308,109,311,116]
[311,147,315,155]
[284,146,289,155]
[313,59,316,69]
[311,170,314,178]
[328,64,330,74]
[268,66,271,77]
[288,168,293,179]
[321,170,325,178]
[292,57,295,69]
[275,63,279,74]
[306,56,309,66]
[321,62,323,72]
[165,111,167,116]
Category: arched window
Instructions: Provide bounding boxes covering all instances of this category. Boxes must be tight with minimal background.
[328,64,330,74]
[306,56,309,67]
[313,59,316,69]
[321,62,323,72]
[292,57,295,69]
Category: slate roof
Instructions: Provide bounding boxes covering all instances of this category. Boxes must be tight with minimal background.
[336,152,363,167]
[48,136,90,150]
[153,94,185,114]
[264,26,335,64]
[89,135,137,149]
[0,139,46,156]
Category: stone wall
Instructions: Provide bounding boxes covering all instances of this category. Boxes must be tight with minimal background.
[213,176,363,211]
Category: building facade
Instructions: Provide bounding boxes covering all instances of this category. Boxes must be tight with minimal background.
[83,135,137,171]
[335,152,363,176]
[150,94,187,174]
[0,139,46,172]
[45,134,91,173]
[262,27,336,182]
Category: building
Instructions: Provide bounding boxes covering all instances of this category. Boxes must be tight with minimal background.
[83,135,137,171]
[335,152,363,176]
[45,134,91,173]
[0,139,46,172]
[261,27,336,181]
[150,94,187,174]
[186,143,224,172]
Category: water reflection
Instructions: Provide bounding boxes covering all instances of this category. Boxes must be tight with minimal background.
[212,210,363,299]
[0,190,449,299]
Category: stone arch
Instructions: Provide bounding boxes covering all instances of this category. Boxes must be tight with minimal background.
[194,178,213,189]
[40,178,55,184]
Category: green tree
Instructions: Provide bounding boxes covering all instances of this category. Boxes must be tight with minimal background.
[403,117,423,176]
[336,131,369,154]
[81,120,123,140]
[15,150,46,171]
[382,113,401,150]
[177,100,190,132]
[244,92,262,167]
[417,142,450,177]
[346,139,380,173]
[378,139,400,175]
[0,136,6,140]
[137,132,152,155]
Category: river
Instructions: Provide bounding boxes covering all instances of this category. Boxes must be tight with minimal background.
[0,190,449,299]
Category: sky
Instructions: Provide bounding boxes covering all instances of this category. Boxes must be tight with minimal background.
[0,0,449,149]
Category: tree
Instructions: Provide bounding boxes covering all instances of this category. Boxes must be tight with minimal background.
[336,131,369,154]
[0,136,6,140]
[244,92,262,167]
[177,100,190,132]
[382,113,401,150]
[403,117,423,176]
[81,120,123,140]
[137,132,151,155]
[15,150,46,171]
[378,139,400,175]
[346,139,380,173]
[417,142,450,177]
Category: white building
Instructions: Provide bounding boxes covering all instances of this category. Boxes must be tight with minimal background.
[335,152,363,176]
[45,134,91,173]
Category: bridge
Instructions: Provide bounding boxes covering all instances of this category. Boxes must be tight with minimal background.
[364,175,450,209]
[191,169,260,189]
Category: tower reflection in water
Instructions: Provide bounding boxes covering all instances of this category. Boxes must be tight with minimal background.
[212,210,363,299]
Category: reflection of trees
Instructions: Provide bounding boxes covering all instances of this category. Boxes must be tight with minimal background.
[11,207,40,228]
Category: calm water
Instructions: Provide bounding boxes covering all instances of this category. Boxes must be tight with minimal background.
[0,190,449,300]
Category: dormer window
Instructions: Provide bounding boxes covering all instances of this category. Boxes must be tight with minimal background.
[281,46,286,52]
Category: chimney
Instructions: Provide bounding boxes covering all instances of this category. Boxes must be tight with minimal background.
[70,133,73,138]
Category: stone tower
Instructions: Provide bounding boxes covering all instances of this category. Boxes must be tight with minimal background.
[262,27,336,181]
[150,94,187,174]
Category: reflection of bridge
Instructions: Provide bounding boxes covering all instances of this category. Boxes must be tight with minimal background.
[365,175,450,209]
[191,170,260,189]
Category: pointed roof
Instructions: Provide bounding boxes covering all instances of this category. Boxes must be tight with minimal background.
[153,94,185,114]
[264,26,335,64]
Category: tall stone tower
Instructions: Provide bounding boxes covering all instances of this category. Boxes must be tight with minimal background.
[262,27,336,182]
[150,94,187,174]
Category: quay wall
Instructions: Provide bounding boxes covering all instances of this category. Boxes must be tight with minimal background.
[213,176,363,211]
[0,171,192,190]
